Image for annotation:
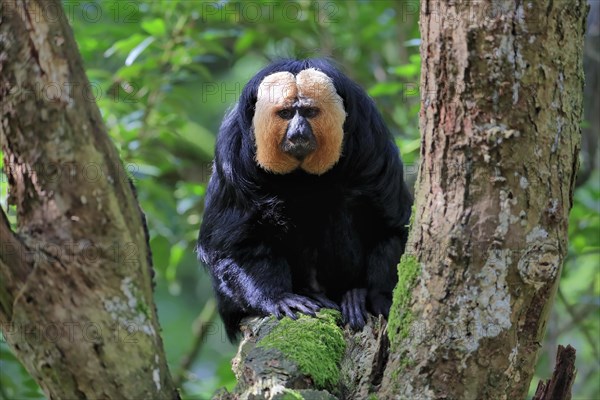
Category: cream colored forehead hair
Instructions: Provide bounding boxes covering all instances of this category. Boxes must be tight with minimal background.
[253,68,347,175]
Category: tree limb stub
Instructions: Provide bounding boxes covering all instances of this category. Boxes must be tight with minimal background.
[218,312,390,400]
[532,345,577,400]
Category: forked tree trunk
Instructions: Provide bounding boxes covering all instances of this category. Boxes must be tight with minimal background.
[381,1,586,398]
[0,1,179,398]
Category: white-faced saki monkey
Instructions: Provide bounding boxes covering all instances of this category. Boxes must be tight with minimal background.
[197,59,413,340]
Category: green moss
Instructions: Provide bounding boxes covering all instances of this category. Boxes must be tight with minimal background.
[280,389,304,400]
[387,254,421,347]
[407,204,416,229]
[257,309,345,389]
[398,354,415,370]
[136,301,150,318]
[276,389,339,400]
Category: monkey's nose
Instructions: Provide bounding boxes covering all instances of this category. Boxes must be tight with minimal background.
[282,130,317,160]
[287,131,310,146]
[282,133,317,160]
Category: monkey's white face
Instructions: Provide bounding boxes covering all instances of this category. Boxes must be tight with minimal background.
[252,68,347,175]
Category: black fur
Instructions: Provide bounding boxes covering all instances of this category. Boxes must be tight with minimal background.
[197,59,413,340]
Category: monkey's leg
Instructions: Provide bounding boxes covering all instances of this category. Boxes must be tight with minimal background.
[366,234,405,318]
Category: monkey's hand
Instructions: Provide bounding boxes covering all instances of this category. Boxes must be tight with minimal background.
[264,293,322,320]
[341,288,368,330]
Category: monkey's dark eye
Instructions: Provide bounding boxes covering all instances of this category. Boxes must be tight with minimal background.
[277,109,294,120]
[304,108,320,118]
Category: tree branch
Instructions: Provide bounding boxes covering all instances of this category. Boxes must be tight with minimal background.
[0,206,31,323]
[175,298,217,387]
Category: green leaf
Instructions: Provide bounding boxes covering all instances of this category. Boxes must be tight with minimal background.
[150,235,171,274]
[409,54,421,64]
[104,34,148,58]
[392,63,419,77]
[234,31,257,54]
[141,18,167,37]
[368,82,404,97]
[166,243,185,282]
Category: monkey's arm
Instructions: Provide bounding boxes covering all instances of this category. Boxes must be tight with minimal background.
[198,188,323,338]
[206,252,322,319]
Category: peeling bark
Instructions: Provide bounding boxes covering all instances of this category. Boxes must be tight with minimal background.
[381,1,586,399]
[0,1,179,398]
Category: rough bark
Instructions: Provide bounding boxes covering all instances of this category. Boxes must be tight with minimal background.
[0,1,179,398]
[380,1,586,399]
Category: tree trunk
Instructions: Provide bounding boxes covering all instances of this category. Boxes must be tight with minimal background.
[0,1,179,398]
[381,1,586,399]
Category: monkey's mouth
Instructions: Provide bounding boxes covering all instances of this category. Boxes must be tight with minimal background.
[280,136,317,161]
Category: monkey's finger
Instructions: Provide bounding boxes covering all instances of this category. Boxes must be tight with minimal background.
[280,303,297,320]
[266,301,287,319]
[348,304,363,330]
[302,300,321,313]
[359,291,368,318]
[311,294,340,310]
[352,309,366,330]
[271,308,283,319]
[341,292,359,328]
[288,295,320,312]
[341,297,349,324]
[350,289,366,329]
[320,300,340,310]
[288,300,317,317]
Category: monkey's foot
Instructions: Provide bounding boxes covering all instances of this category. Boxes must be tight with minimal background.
[265,293,322,320]
[341,288,368,330]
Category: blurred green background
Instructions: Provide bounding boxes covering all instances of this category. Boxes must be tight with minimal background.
[0,1,598,399]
